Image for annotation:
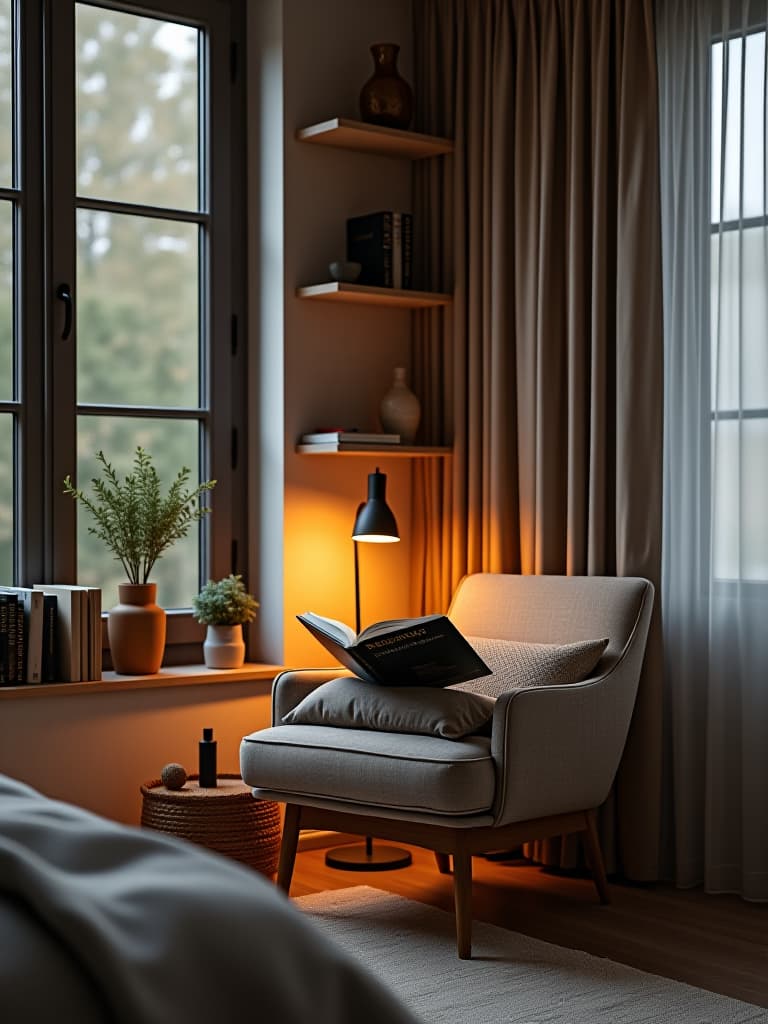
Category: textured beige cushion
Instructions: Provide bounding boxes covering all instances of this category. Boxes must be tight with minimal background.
[282,675,495,739]
[450,636,609,698]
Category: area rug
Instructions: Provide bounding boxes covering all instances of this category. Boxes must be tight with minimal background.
[296,887,768,1024]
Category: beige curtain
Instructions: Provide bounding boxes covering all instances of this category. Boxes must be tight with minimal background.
[411,0,664,880]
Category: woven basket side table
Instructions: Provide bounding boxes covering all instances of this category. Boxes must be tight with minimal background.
[140,774,281,877]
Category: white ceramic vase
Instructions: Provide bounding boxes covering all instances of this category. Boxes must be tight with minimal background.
[203,624,245,669]
[379,366,421,443]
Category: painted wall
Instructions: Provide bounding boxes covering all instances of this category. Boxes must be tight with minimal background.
[0,681,273,823]
[0,0,417,825]
[257,0,419,669]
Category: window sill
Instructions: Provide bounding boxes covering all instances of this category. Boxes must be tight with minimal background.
[0,663,283,700]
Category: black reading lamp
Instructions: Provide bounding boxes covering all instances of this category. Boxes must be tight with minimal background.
[324,468,413,872]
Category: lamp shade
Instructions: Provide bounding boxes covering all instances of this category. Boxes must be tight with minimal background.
[352,468,399,543]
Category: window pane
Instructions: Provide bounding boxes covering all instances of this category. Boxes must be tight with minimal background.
[0,414,12,580]
[76,4,199,210]
[711,33,768,223]
[711,228,768,412]
[712,418,768,581]
[76,211,199,407]
[0,0,12,188]
[0,200,11,400]
[76,417,204,609]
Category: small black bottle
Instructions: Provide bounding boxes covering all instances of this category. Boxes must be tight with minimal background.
[198,727,218,788]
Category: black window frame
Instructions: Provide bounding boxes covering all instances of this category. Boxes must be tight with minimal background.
[6,0,247,660]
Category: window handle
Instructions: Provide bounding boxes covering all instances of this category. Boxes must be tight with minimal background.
[56,283,73,340]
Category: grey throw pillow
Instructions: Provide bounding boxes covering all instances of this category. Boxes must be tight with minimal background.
[450,636,609,698]
[282,675,495,739]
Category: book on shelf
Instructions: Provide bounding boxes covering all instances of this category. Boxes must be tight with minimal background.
[300,431,400,445]
[346,211,412,289]
[0,591,15,684]
[32,584,102,682]
[391,212,413,289]
[34,584,81,682]
[0,587,44,684]
[298,441,410,453]
[296,611,491,688]
[41,593,58,683]
[87,587,102,681]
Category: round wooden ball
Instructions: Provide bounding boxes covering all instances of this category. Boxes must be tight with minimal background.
[161,763,188,790]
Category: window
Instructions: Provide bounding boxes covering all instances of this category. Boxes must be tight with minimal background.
[710,29,768,581]
[3,0,244,644]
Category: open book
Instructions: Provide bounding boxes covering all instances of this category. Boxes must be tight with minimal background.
[297,612,491,687]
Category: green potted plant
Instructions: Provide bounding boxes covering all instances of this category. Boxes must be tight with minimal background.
[192,574,259,669]
[64,446,216,675]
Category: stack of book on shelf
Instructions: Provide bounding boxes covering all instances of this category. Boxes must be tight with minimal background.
[298,430,401,453]
[0,584,102,686]
[346,211,412,289]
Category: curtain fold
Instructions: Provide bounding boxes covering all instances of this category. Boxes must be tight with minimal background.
[411,0,664,880]
[658,0,768,901]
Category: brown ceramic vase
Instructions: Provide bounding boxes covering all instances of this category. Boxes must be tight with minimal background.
[359,43,413,130]
[108,582,166,674]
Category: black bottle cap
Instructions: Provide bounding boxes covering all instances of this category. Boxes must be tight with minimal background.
[203,728,213,742]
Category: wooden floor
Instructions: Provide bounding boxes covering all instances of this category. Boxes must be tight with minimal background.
[290,843,768,1009]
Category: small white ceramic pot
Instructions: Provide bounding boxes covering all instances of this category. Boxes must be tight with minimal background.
[203,624,245,669]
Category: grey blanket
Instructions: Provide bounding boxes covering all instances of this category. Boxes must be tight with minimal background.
[0,774,418,1023]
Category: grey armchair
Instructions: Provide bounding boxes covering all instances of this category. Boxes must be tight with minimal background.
[240,573,654,958]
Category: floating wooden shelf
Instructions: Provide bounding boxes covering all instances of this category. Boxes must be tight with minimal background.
[296,445,452,458]
[296,282,452,309]
[296,117,454,159]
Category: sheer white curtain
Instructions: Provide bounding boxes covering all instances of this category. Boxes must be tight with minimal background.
[658,0,768,900]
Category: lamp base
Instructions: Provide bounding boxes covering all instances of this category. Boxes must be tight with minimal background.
[325,838,413,872]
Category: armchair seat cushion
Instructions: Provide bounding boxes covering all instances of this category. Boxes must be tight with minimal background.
[240,725,495,817]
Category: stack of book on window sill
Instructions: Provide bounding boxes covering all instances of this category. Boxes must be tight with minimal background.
[0,584,102,686]
[298,430,401,453]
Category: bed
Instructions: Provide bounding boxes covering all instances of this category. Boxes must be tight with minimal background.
[0,773,418,1023]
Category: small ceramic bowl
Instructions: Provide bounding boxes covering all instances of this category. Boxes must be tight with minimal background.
[329,260,362,283]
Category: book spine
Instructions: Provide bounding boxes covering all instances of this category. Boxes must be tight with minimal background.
[402,213,412,289]
[346,212,394,288]
[0,595,8,684]
[382,211,393,287]
[15,601,24,683]
[5,594,17,683]
[42,595,57,682]
[392,212,402,289]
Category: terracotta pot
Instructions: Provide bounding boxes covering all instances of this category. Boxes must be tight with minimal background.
[203,624,246,669]
[359,43,413,130]
[108,583,166,674]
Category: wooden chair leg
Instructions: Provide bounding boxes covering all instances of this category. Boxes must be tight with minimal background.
[582,809,611,905]
[276,804,302,894]
[452,851,473,959]
[434,851,451,874]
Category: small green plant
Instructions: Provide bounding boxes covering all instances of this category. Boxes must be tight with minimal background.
[192,574,259,626]
[63,446,216,585]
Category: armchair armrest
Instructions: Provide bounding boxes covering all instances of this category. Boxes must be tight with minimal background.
[489,580,653,827]
[489,666,639,827]
[271,669,350,725]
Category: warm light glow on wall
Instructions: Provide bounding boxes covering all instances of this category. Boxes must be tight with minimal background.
[283,471,413,667]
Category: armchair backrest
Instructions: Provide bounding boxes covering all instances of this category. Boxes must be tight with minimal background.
[447,574,655,825]
[448,573,651,672]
